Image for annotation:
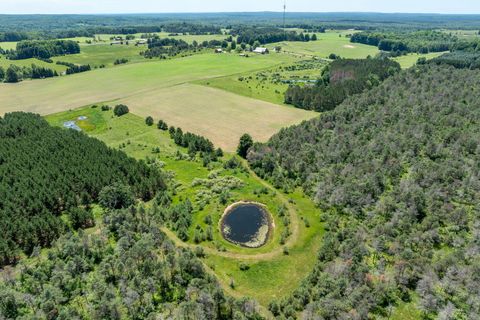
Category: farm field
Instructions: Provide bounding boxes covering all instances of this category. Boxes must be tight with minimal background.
[0,53,296,115]
[119,83,316,150]
[266,30,379,59]
[2,52,314,151]
[45,105,324,307]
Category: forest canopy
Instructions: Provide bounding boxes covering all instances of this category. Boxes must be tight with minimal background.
[249,65,480,319]
[0,113,164,266]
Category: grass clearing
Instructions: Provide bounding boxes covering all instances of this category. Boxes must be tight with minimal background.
[0,55,68,73]
[45,106,324,307]
[393,52,446,69]
[0,41,17,50]
[52,43,145,67]
[266,30,379,59]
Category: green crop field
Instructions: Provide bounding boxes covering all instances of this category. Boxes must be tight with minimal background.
[266,30,379,59]
[45,106,324,306]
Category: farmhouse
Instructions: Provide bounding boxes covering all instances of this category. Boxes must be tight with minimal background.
[253,47,269,54]
[110,41,122,45]
[136,39,148,45]
[215,48,223,53]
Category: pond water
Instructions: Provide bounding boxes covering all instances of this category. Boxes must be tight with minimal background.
[221,203,271,248]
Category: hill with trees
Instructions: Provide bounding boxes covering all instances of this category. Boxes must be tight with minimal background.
[248,65,480,318]
[0,112,164,266]
[284,58,400,112]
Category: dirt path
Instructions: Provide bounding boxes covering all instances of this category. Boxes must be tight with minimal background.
[161,159,301,261]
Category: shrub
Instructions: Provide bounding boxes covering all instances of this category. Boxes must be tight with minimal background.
[145,116,154,126]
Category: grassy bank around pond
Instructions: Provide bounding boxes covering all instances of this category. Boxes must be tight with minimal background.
[45,105,325,308]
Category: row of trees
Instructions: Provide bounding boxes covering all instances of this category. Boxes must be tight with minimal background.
[428,51,480,69]
[284,57,401,112]
[0,64,58,83]
[232,27,317,46]
[0,112,164,266]
[56,61,92,74]
[248,65,480,318]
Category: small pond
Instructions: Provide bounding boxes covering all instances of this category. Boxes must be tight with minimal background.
[220,203,272,248]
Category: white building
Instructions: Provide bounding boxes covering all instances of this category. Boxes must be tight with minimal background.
[253,47,269,54]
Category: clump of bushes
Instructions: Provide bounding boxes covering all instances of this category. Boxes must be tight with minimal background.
[113,104,129,117]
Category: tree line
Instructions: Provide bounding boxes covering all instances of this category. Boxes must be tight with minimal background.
[0,112,165,266]
[351,30,458,53]
[232,27,317,46]
[6,39,80,60]
[284,57,401,112]
[248,65,480,318]
[0,64,59,83]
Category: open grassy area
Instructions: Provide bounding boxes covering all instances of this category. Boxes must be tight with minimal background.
[45,105,324,308]
[0,55,68,73]
[196,59,327,105]
[393,51,446,69]
[51,43,145,67]
[266,30,379,59]
[0,41,17,50]
[118,83,315,150]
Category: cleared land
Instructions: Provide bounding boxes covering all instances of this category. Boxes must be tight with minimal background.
[120,83,315,150]
[393,51,446,68]
[266,30,379,59]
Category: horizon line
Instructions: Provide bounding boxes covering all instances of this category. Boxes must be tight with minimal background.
[1,11,480,16]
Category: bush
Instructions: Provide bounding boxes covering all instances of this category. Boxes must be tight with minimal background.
[237,134,253,158]
[145,116,154,126]
[113,104,129,117]
[157,120,168,130]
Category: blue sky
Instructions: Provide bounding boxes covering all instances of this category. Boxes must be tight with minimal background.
[1,0,479,14]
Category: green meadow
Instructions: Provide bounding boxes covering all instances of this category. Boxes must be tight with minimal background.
[267,30,379,59]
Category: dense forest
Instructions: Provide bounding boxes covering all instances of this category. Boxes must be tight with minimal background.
[428,51,480,69]
[0,113,164,266]
[0,204,262,319]
[7,39,80,59]
[351,30,458,53]
[249,65,480,318]
[284,58,400,112]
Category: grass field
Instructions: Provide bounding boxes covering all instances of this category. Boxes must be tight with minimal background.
[266,30,379,59]
[119,83,315,150]
[2,53,315,151]
[0,41,17,50]
[95,32,229,44]
[393,52,446,69]
[45,106,324,307]
[196,59,327,105]
[52,43,145,67]
[0,55,68,73]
